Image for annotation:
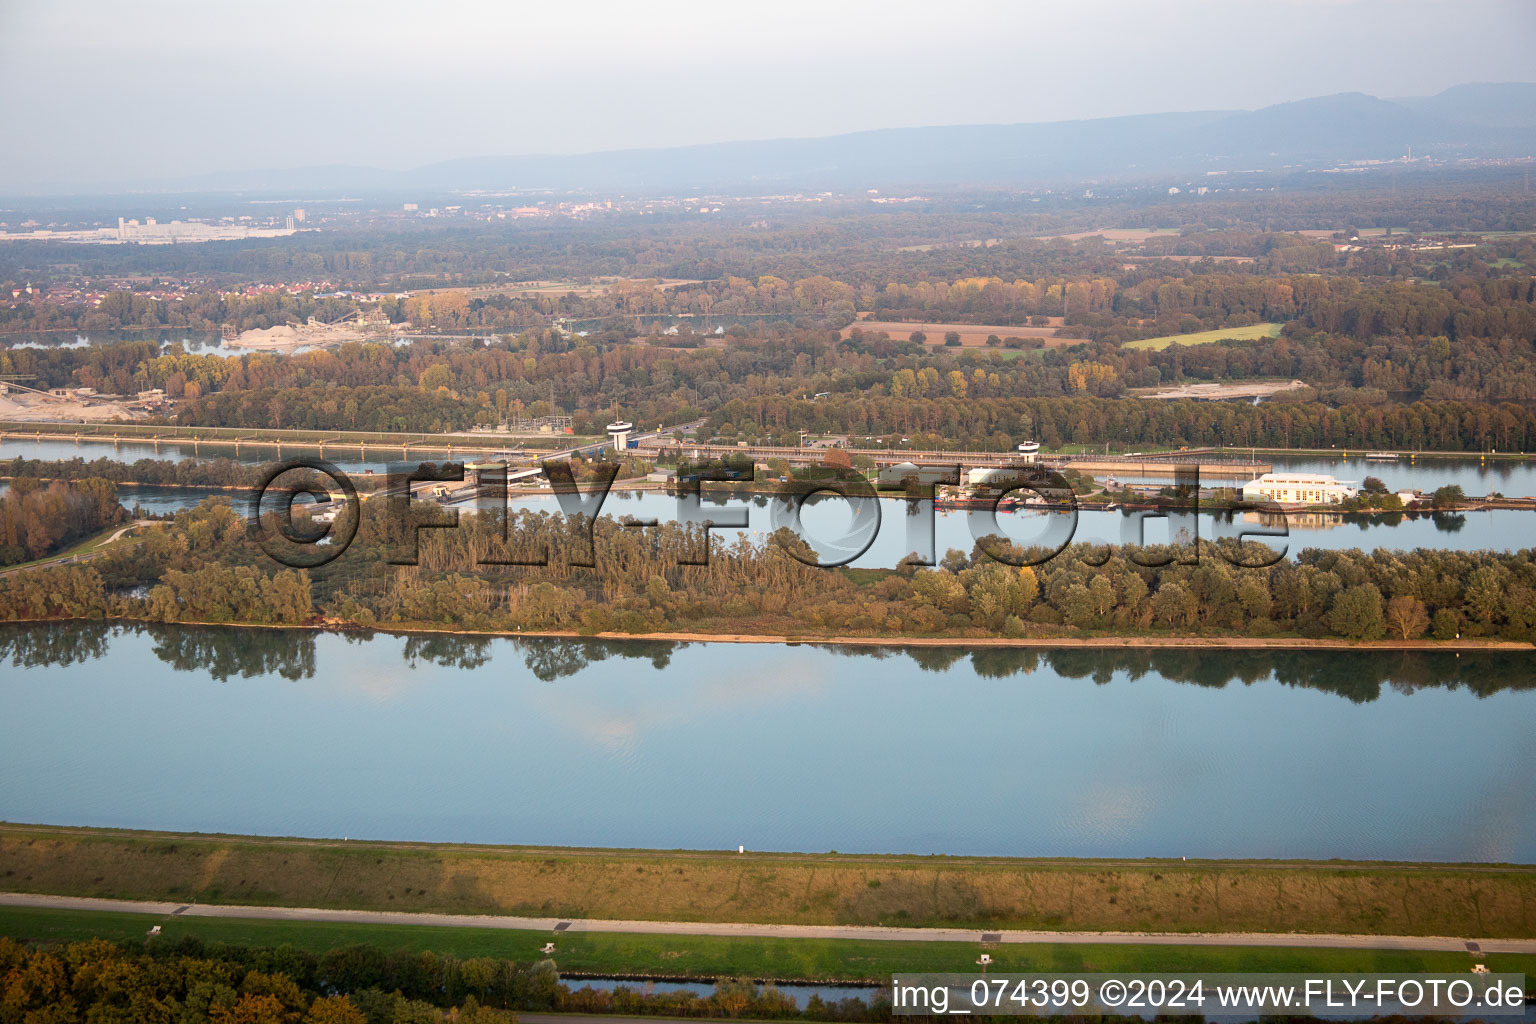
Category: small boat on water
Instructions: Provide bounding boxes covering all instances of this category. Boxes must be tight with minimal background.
[1366,452,1400,461]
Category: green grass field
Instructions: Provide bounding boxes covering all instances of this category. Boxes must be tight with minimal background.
[1123,322,1283,351]
[1,907,1528,982]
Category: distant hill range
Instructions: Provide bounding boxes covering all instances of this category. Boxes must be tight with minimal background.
[189,82,1536,195]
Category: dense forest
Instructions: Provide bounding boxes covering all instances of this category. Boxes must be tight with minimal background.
[3,319,1535,449]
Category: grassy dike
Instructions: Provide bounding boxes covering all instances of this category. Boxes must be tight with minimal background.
[4,906,1534,983]
[3,825,1535,938]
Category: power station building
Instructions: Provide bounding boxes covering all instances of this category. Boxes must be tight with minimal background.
[1241,473,1358,506]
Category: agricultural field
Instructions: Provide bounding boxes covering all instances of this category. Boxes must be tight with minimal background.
[1032,228,1183,242]
[1123,322,1284,350]
[431,278,704,300]
[843,319,1084,349]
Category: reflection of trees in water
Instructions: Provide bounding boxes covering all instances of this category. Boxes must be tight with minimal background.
[403,634,495,670]
[1432,513,1468,533]
[1046,647,1536,702]
[0,623,681,685]
[4,624,1530,705]
[905,647,969,673]
[169,628,684,682]
[0,621,318,680]
[513,637,679,681]
[1154,648,1530,701]
[147,624,317,681]
[859,642,1535,703]
[0,621,114,667]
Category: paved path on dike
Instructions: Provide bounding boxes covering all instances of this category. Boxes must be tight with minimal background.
[4,891,1535,953]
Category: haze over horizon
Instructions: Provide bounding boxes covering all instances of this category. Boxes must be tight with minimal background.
[3,0,1535,193]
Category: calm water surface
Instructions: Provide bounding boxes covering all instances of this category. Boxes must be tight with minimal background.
[1,623,1532,862]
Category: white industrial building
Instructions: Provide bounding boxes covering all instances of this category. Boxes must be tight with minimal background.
[1241,472,1358,506]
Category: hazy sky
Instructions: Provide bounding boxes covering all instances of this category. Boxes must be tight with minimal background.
[2,0,1533,191]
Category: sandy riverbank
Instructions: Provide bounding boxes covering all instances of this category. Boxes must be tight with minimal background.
[373,626,1535,651]
[7,612,1521,652]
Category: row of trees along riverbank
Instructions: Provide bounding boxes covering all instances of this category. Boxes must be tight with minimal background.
[1,498,1534,644]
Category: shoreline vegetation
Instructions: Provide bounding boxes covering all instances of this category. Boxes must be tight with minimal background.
[2,824,1534,939]
[1,494,1535,645]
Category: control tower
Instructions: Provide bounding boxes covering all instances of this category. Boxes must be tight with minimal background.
[1016,440,1040,464]
[607,420,634,454]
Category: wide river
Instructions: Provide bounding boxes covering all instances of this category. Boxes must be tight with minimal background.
[1,622,1532,862]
